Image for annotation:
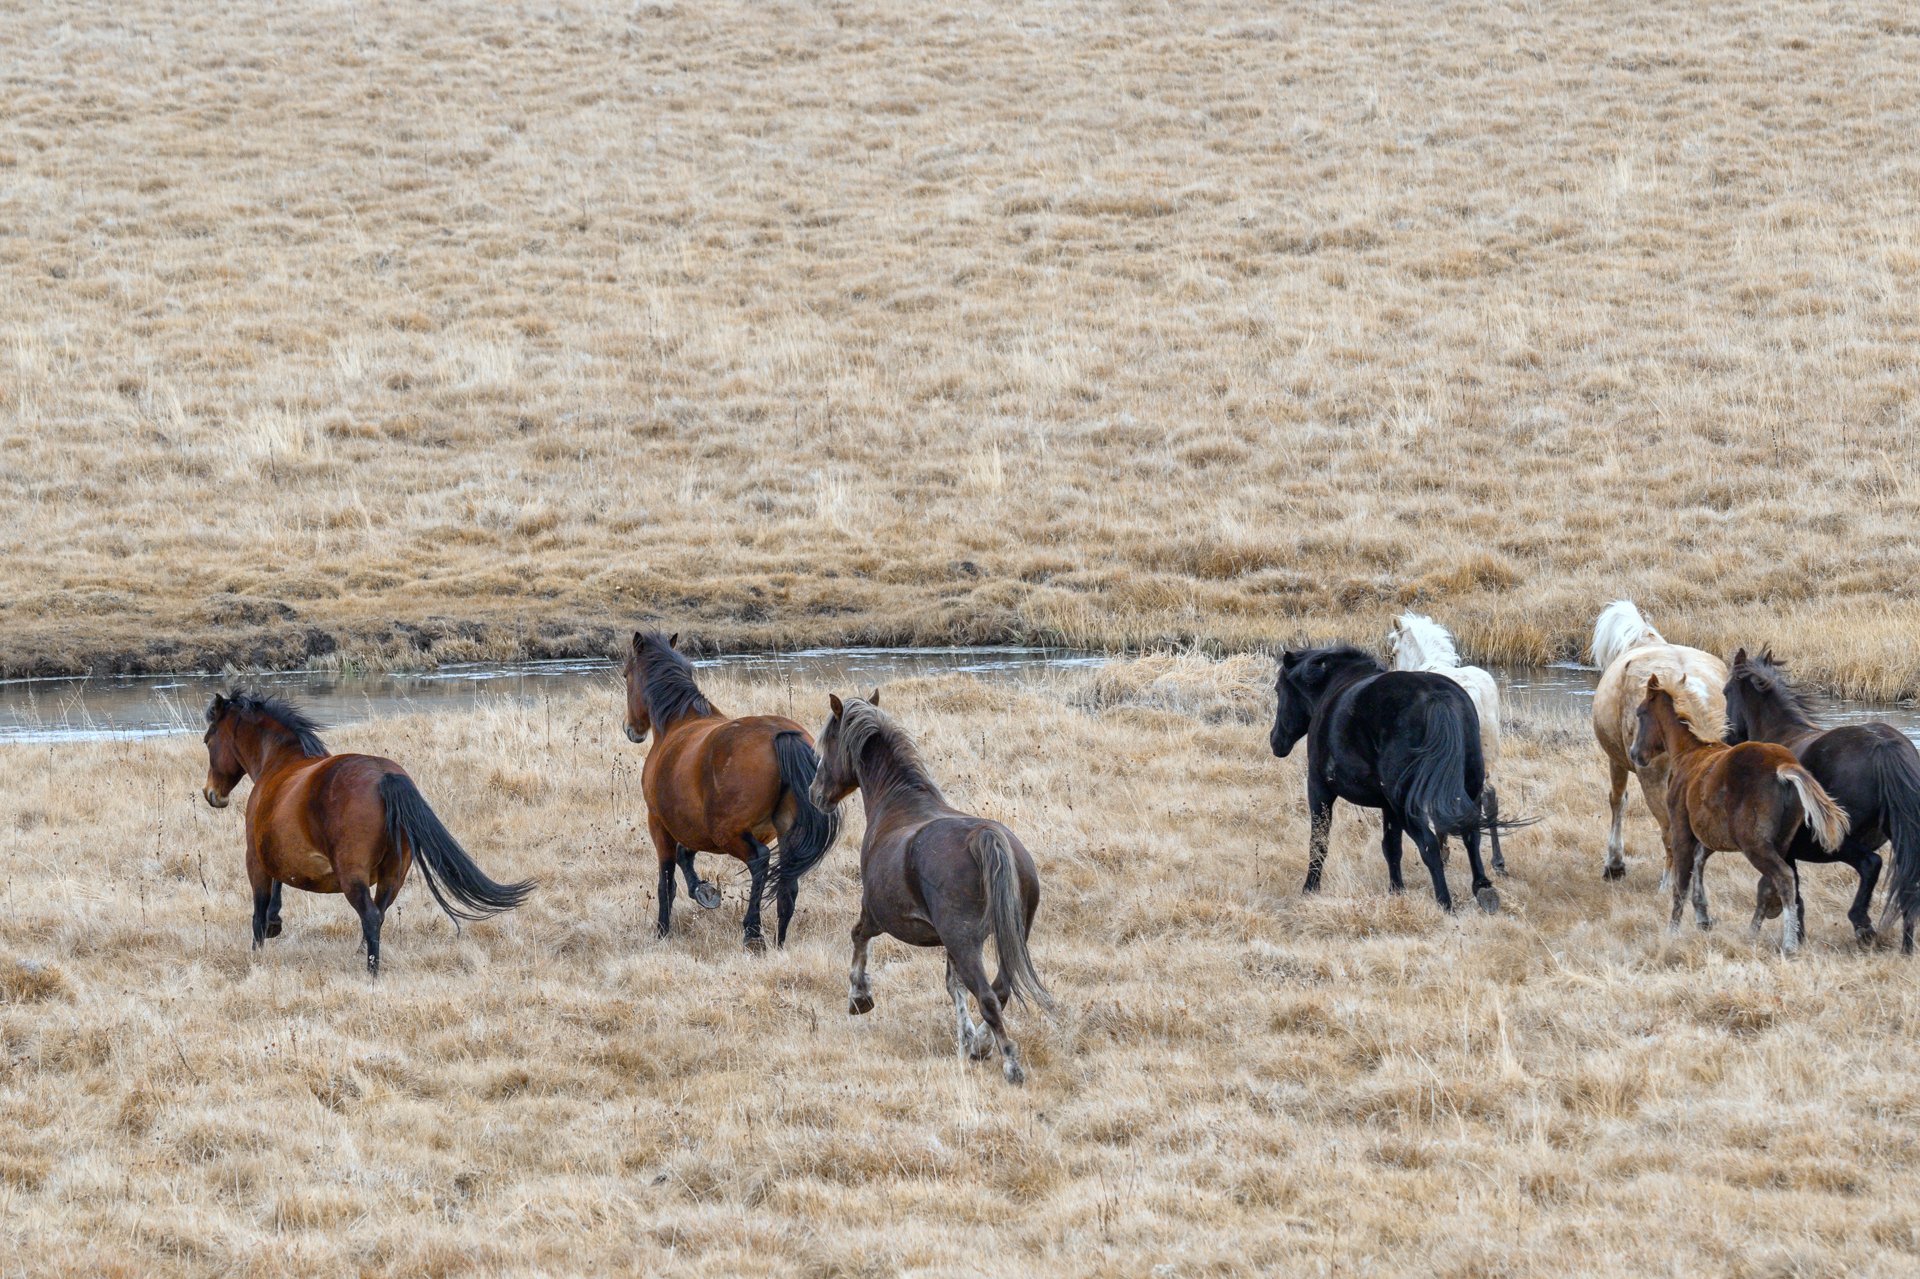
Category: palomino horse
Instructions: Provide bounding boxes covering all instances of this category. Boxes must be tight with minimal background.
[201,692,534,975]
[1387,611,1506,873]
[623,631,839,948]
[1271,645,1519,913]
[1725,648,1920,950]
[1591,600,1728,881]
[810,691,1048,1085]
[1631,676,1847,953]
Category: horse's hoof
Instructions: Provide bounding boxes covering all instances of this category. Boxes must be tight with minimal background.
[1602,864,1626,882]
[849,993,874,1016]
[1855,925,1878,947]
[743,932,767,954]
[653,924,671,941]
[692,883,722,911]
[1003,1060,1026,1086]
[1475,887,1500,915]
[1696,919,1713,932]
[264,919,283,939]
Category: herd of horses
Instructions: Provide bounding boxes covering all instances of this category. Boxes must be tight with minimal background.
[194,604,1920,1085]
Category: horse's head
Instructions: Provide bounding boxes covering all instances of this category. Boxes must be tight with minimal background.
[1723,647,1757,744]
[201,694,245,808]
[811,689,878,808]
[1629,675,1672,767]
[1270,650,1316,758]
[622,631,679,743]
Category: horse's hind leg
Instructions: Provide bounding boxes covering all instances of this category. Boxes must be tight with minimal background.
[265,881,285,939]
[1603,757,1631,880]
[1485,785,1506,876]
[1847,846,1882,946]
[740,835,773,950]
[946,958,993,1061]
[343,879,383,977]
[1411,825,1454,911]
[950,942,1023,1085]
[1462,822,1499,914]
[678,845,722,911]
[1380,819,1406,893]
[1745,845,1801,956]
[1302,780,1335,894]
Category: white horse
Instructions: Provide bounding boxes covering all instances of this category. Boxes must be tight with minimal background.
[1590,600,1728,882]
[1387,611,1506,873]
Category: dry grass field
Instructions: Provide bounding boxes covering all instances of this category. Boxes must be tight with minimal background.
[8,0,1920,691]
[5,662,1920,1276]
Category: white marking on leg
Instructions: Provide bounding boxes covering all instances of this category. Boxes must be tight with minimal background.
[1781,901,1801,956]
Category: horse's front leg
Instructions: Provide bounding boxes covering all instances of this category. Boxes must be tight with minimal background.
[264,881,285,939]
[848,915,876,1015]
[1603,757,1631,880]
[1302,776,1336,894]
[677,844,722,911]
[1689,843,1712,929]
[1665,812,1696,933]
[1462,820,1499,914]
[740,834,773,950]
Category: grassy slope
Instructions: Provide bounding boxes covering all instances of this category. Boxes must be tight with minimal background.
[6,2,1920,691]
[4,665,1919,1276]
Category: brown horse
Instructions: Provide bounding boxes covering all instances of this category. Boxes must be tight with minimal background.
[201,692,534,975]
[810,691,1048,1085]
[623,631,839,947]
[1631,676,1848,953]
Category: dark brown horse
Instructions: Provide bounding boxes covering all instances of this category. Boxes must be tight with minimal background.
[1725,648,1920,950]
[201,692,534,975]
[810,691,1048,1085]
[623,631,839,947]
[1631,676,1848,954]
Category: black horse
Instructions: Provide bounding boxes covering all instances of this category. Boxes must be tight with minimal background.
[1724,648,1920,951]
[1271,645,1514,912]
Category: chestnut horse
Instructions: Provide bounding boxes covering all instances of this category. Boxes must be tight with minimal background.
[1591,600,1728,882]
[811,691,1048,1085]
[1631,676,1848,954]
[201,692,534,975]
[623,631,839,948]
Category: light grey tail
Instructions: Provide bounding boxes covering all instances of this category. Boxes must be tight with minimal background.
[1779,765,1849,852]
[970,826,1050,1011]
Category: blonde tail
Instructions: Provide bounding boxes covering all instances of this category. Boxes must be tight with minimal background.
[1780,766,1850,852]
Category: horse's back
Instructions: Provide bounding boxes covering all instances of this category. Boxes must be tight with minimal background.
[1595,643,1728,750]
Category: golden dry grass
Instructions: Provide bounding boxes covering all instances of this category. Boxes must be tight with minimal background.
[5,662,1920,1276]
[7,1,1920,692]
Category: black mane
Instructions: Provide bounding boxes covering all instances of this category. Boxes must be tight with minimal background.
[634,631,716,723]
[1735,650,1819,728]
[841,701,942,803]
[213,691,329,757]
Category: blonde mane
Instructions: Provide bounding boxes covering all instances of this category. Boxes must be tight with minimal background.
[1635,650,1728,741]
[1591,599,1666,672]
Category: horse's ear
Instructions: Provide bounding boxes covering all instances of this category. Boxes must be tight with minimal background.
[668,632,680,649]
[206,694,224,723]
[867,687,880,707]
[1732,646,1748,666]
[1281,649,1298,668]
[1646,675,1662,692]
[631,631,644,652]
[828,693,844,718]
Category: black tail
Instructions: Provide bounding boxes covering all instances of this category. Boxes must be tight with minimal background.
[380,774,536,926]
[1872,741,1920,944]
[765,731,842,902]
[1400,699,1537,839]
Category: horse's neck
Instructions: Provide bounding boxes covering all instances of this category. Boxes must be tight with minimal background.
[1652,698,1711,759]
[1746,692,1819,750]
[855,744,942,816]
[239,723,313,779]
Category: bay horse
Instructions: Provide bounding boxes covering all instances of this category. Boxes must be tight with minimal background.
[810,691,1048,1085]
[1590,600,1728,882]
[201,692,534,975]
[1631,675,1848,953]
[1387,611,1506,873]
[1725,648,1920,950]
[623,631,839,948]
[1270,645,1516,913]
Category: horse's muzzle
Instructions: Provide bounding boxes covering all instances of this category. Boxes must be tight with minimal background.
[623,723,644,744]
[203,787,230,809]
